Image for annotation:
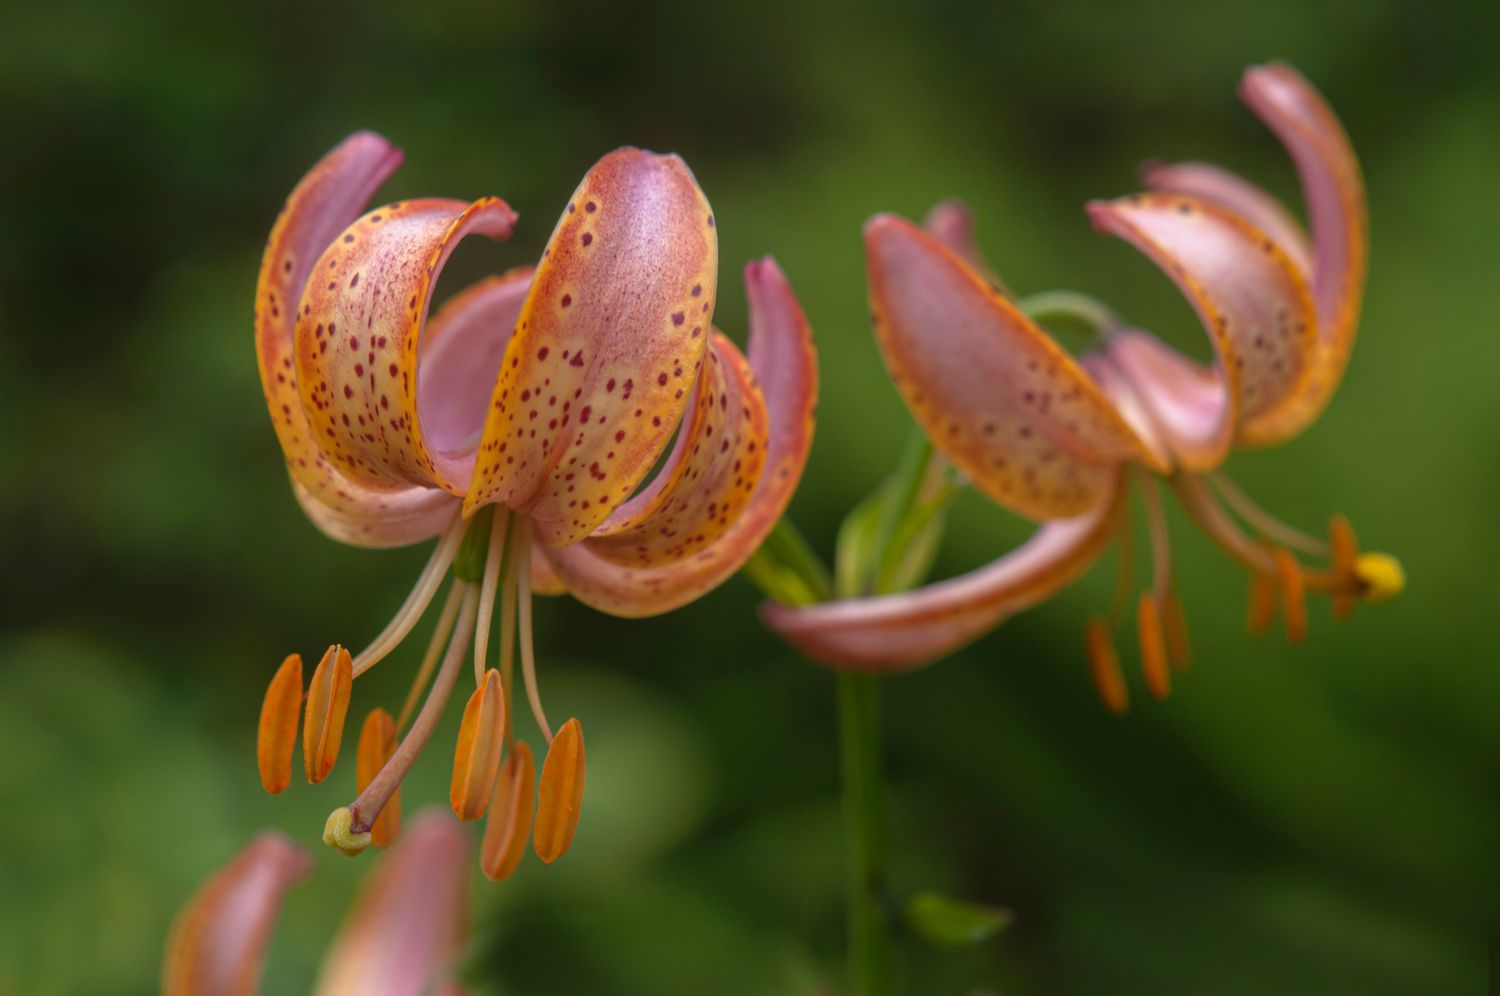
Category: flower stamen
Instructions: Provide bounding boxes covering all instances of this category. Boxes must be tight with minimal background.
[258,653,303,795]
[514,519,555,744]
[1210,472,1327,557]
[304,645,353,784]
[1136,593,1171,699]
[337,585,479,851]
[395,579,465,731]
[450,669,506,821]
[355,709,400,847]
[352,512,467,678]
[1272,548,1307,644]
[1084,616,1129,715]
[472,510,512,687]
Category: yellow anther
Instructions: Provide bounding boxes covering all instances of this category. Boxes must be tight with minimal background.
[322,807,371,857]
[1354,553,1405,603]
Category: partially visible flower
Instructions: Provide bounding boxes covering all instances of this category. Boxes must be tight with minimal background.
[763,64,1401,709]
[162,809,470,996]
[253,135,816,864]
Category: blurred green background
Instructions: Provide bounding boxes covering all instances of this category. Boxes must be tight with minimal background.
[2,0,1496,992]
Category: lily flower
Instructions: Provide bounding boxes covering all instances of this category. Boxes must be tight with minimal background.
[253,134,816,865]
[163,809,470,996]
[763,64,1401,710]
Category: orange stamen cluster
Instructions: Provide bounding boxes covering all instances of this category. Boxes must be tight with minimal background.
[254,512,590,877]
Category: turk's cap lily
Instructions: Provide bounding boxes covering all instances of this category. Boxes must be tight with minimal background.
[252,134,815,868]
[163,809,470,996]
[763,64,1400,701]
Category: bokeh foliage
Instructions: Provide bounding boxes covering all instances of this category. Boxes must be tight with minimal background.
[1,0,1495,992]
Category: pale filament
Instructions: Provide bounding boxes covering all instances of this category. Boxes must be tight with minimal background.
[349,584,479,834]
[395,578,465,731]
[1137,471,1173,598]
[515,518,555,743]
[1209,472,1327,557]
[1172,475,1347,593]
[497,530,520,748]
[473,509,512,686]
[353,512,467,677]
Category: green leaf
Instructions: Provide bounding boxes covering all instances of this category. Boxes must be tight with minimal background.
[905,891,1014,948]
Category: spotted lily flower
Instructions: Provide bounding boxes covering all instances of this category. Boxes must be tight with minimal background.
[254,134,816,865]
[163,810,470,996]
[763,64,1401,710]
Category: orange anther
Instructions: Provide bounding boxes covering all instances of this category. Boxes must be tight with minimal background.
[1137,593,1171,700]
[450,669,506,822]
[1163,588,1191,671]
[303,644,353,784]
[1328,514,1359,620]
[534,718,586,863]
[1247,570,1278,635]
[481,740,537,881]
[1084,617,1128,715]
[356,709,400,847]
[257,654,303,795]
[1272,548,1307,645]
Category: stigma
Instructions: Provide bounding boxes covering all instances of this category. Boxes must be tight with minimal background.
[256,507,588,877]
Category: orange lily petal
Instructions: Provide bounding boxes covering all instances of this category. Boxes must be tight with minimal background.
[1087,194,1318,470]
[865,213,1154,521]
[295,197,518,494]
[450,669,506,821]
[542,258,818,616]
[313,810,470,996]
[162,833,312,996]
[761,474,1126,670]
[1234,63,1367,446]
[257,654,302,795]
[304,645,353,784]
[481,740,537,881]
[1142,160,1312,273]
[465,149,718,548]
[921,199,1009,295]
[534,718,586,864]
[582,331,768,566]
[255,132,456,548]
[356,709,401,847]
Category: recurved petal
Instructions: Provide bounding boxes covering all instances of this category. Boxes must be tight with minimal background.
[1142,160,1312,272]
[865,213,1152,521]
[162,832,313,996]
[313,810,471,996]
[1234,62,1367,446]
[1093,329,1227,472]
[921,200,1008,295]
[581,331,768,567]
[256,132,456,548]
[761,474,1126,670]
[542,257,817,616]
[295,198,518,495]
[465,149,719,547]
[1087,194,1317,469]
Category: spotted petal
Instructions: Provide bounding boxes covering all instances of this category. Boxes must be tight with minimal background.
[865,213,1155,521]
[464,149,719,548]
[543,257,817,616]
[1087,194,1317,470]
[295,197,519,494]
[761,474,1126,670]
[313,810,470,996]
[1233,62,1367,446]
[1141,160,1312,273]
[255,132,457,548]
[162,833,312,996]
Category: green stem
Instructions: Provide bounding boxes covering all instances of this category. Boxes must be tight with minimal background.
[838,670,889,996]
